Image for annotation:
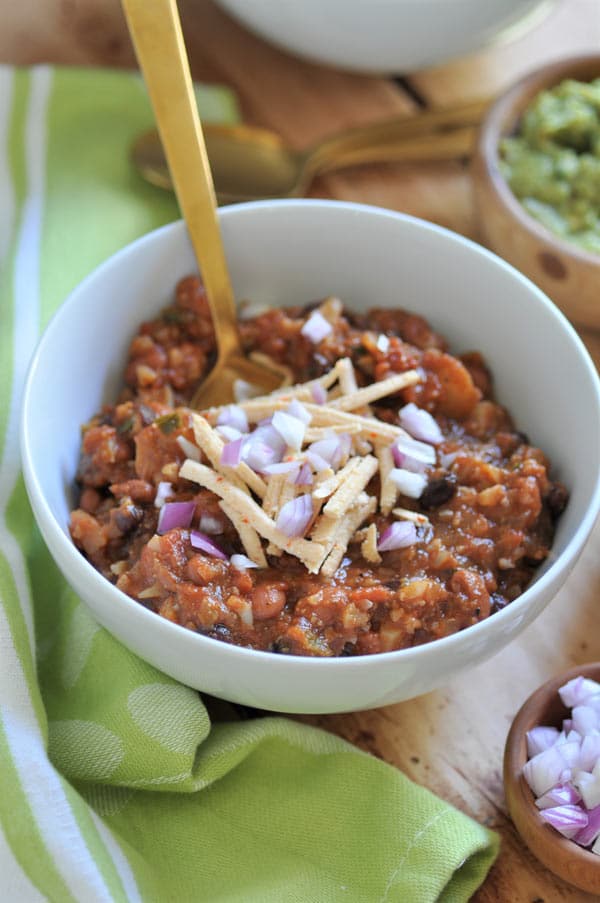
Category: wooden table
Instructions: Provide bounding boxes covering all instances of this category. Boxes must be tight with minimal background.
[4,0,600,898]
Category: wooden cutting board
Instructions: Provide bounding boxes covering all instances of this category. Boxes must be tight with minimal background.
[3,0,600,897]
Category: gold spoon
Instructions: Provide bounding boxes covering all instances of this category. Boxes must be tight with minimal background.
[132,101,486,203]
[122,0,281,409]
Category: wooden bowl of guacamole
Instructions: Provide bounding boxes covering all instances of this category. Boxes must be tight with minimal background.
[472,54,600,331]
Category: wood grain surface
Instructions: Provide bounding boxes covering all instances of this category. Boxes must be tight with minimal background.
[3,0,600,899]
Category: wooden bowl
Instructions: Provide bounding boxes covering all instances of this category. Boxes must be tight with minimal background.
[472,55,600,330]
[504,662,600,895]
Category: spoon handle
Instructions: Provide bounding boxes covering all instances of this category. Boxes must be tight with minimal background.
[122,0,240,362]
[304,98,488,179]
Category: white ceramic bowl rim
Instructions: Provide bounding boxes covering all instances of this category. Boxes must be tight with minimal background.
[21,199,600,673]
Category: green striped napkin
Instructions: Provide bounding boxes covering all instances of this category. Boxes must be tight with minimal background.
[0,65,499,902]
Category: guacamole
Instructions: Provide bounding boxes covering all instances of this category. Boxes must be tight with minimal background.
[500,77,600,255]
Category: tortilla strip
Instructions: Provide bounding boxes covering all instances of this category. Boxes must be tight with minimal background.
[322,455,378,519]
[392,506,431,526]
[202,369,339,423]
[304,423,362,441]
[219,499,268,568]
[312,457,361,500]
[302,405,406,443]
[375,443,397,515]
[361,523,381,565]
[329,370,420,411]
[262,473,287,520]
[192,413,267,499]
[320,495,377,578]
[335,357,358,395]
[318,295,343,323]
[180,460,325,572]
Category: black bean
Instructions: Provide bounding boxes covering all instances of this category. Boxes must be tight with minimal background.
[271,638,291,654]
[340,642,356,657]
[114,505,143,534]
[420,475,457,510]
[490,593,508,614]
[547,483,568,520]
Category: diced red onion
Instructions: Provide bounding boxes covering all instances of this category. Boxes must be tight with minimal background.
[377,521,418,552]
[579,735,600,772]
[301,310,332,343]
[393,434,436,465]
[399,402,443,445]
[199,513,223,535]
[390,468,427,499]
[557,740,583,770]
[574,803,600,847]
[176,435,200,461]
[154,481,173,509]
[539,805,588,840]
[190,530,227,559]
[272,410,306,450]
[523,745,573,798]
[573,771,600,810]
[573,705,600,736]
[157,500,196,535]
[563,719,574,733]
[311,383,327,404]
[306,450,331,472]
[308,437,341,465]
[376,334,390,353]
[295,462,313,485]
[230,554,260,570]
[536,783,582,809]
[220,436,244,467]
[216,425,243,442]
[276,493,313,537]
[263,461,301,476]
[391,446,427,474]
[286,398,312,425]
[526,726,560,758]
[559,677,600,708]
[217,404,249,434]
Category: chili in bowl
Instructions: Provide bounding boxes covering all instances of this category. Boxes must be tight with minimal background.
[21,199,600,713]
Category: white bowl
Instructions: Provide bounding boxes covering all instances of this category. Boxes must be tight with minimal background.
[213,0,558,74]
[21,200,600,714]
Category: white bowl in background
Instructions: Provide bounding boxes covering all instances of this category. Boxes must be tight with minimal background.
[213,0,558,74]
[21,200,600,713]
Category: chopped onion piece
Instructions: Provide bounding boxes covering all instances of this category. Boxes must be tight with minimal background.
[539,805,588,840]
[377,521,417,552]
[523,745,573,798]
[217,404,249,434]
[580,735,600,772]
[230,554,260,570]
[536,783,581,810]
[234,379,262,402]
[393,434,436,465]
[573,705,600,736]
[301,310,332,343]
[573,771,600,810]
[276,493,313,537]
[574,804,600,847]
[391,446,427,474]
[263,461,301,476]
[311,383,327,405]
[190,530,227,559]
[216,425,243,442]
[526,726,560,758]
[306,450,331,472]
[399,402,443,445]
[220,436,244,467]
[272,410,306,451]
[154,481,173,509]
[560,677,600,708]
[308,437,341,465]
[390,468,427,499]
[199,513,223,535]
[157,500,195,535]
[176,435,200,461]
[295,462,313,485]
[286,398,312,425]
[376,334,390,353]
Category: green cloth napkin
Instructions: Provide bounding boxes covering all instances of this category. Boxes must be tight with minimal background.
[0,65,499,902]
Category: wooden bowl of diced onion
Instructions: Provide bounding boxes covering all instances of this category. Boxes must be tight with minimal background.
[504,663,600,894]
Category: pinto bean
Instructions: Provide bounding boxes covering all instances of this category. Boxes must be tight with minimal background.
[250,584,286,621]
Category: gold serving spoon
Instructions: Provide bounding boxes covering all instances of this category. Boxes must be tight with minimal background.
[122,0,281,408]
[132,101,487,203]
